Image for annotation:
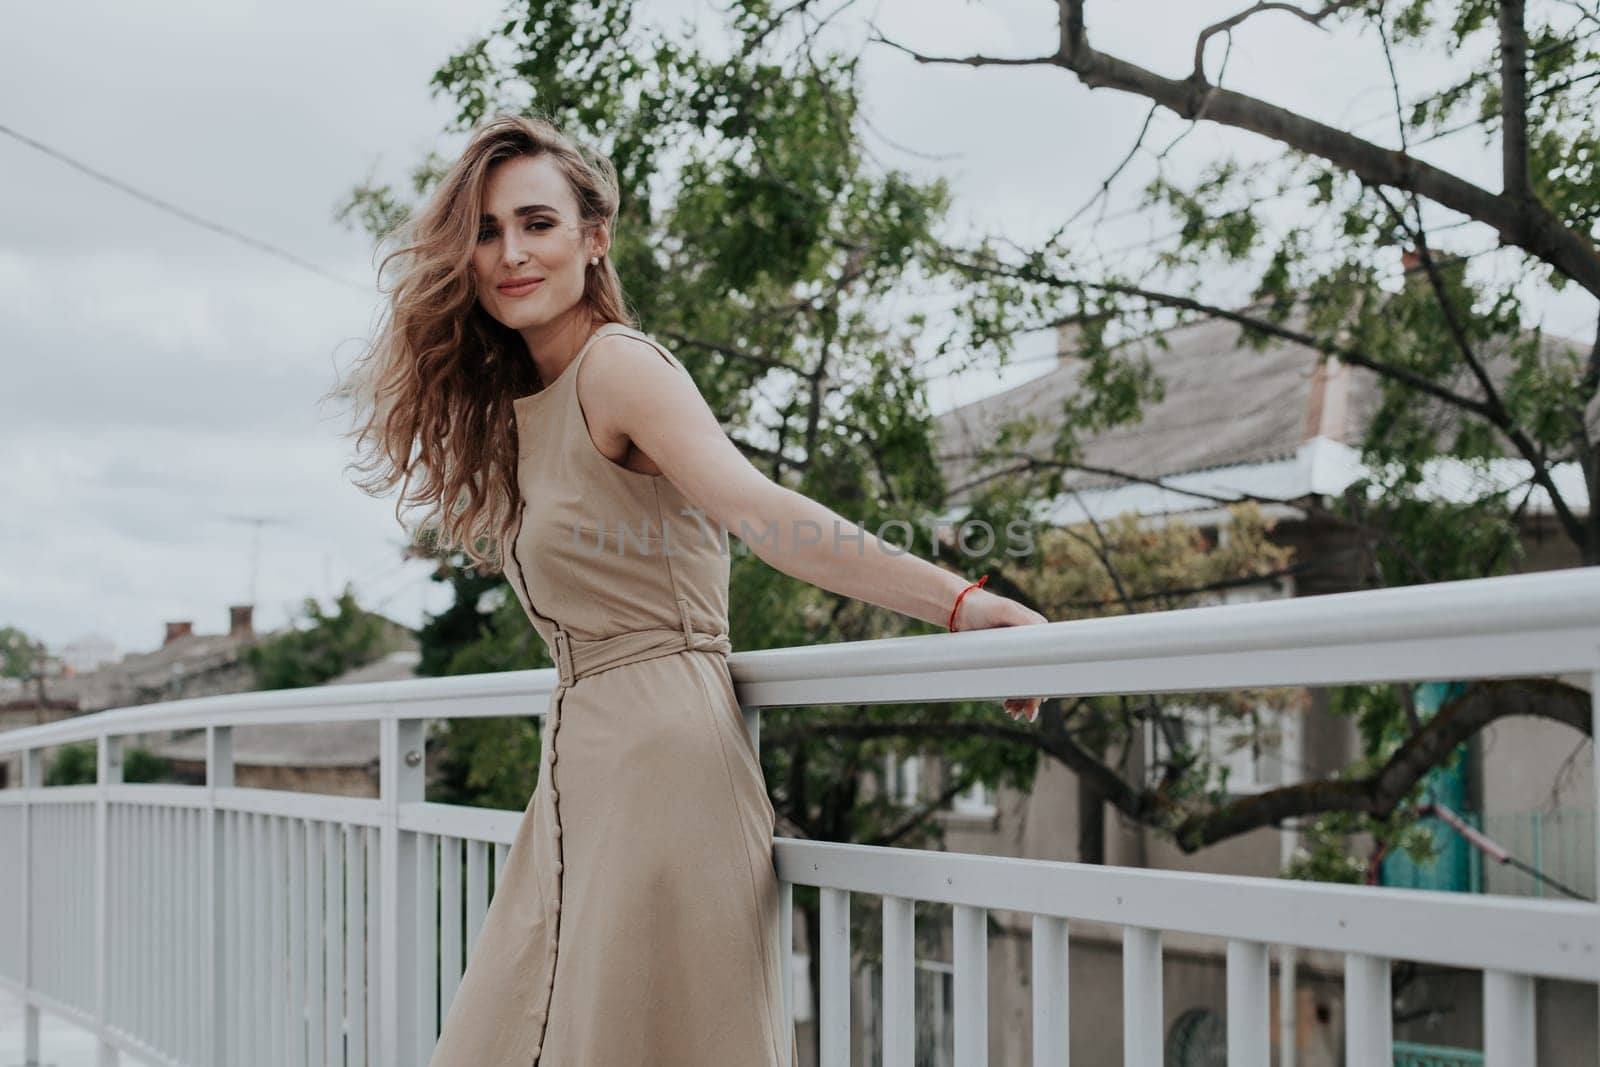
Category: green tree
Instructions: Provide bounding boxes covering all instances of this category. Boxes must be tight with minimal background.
[44,742,172,786]
[0,625,51,704]
[808,0,1598,865]
[245,585,406,690]
[334,2,1599,1019]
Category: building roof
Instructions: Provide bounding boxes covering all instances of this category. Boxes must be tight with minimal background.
[143,649,422,769]
[934,315,1589,522]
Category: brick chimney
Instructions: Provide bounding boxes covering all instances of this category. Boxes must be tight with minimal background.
[228,604,255,640]
[163,621,194,646]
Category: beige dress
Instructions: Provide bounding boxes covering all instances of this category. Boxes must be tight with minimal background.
[427,321,793,1067]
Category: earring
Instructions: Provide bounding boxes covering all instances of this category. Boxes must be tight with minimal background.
[590,256,599,265]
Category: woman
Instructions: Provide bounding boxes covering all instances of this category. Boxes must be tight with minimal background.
[344,112,1046,1066]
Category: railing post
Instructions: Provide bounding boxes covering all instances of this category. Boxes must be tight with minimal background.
[94,734,121,1067]
[206,725,233,1065]
[1225,939,1270,1067]
[882,896,915,1067]
[1277,945,1298,1067]
[953,904,988,1066]
[1121,926,1162,1067]
[1031,915,1069,1067]
[1343,953,1393,1065]
[819,887,850,1067]
[741,703,760,754]
[1483,970,1535,1066]
[21,748,42,1067]
[379,716,425,1067]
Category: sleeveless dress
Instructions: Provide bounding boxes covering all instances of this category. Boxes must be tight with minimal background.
[427,321,793,1066]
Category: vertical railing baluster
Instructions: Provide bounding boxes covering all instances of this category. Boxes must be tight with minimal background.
[779,881,794,1058]
[188,806,201,1062]
[1591,669,1599,1043]
[417,832,439,1060]
[819,887,850,1067]
[95,733,120,1067]
[21,748,41,1067]
[141,803,153,1048]
[741,704,760,759]
[1483,970,1536,1066]
[307,817,325,1061]
[378,716,424,1067]
[1031,915,1069,1067]
[326,821,345,1067]
[1343,953,1393,1064]
[465,839,487,967]
[228,809,243,1066]
[1226,939,1270,1067]
[365,825,380,1067]
[881,895,915,1067]
[258,812,274,1066]
[233,812,246,1062]
[271,816,287,1067]
[162,804,175,1056]
[289,818,306,1067]
[440,834,461,1018]
[346,824,367,1067]
[109,804,122,1036]
[205,725,232,1066]
[954,904,987,1066]
[1121,926,1162,1067]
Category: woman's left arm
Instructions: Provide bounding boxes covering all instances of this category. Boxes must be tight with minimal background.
[584,335,1047,721]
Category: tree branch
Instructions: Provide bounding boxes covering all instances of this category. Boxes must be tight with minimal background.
[1192,1,1356,79]
[1371,187,1588,548]
[1172,678,1592,849]
[763,678,1593,853]
[931,244,1500,418]
[1500,0,1531,203]
[974,0,1600,295]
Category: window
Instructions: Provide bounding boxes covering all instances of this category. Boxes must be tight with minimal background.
[883,751,921,807]
[946,760,997,817]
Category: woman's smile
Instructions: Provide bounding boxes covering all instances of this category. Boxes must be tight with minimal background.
[498,276,544,297]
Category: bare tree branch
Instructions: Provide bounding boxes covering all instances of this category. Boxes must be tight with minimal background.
[1192,1,1357,79]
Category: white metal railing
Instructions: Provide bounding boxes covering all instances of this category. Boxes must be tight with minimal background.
[1,568,1597,1066]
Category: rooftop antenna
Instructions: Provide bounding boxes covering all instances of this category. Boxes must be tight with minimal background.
[220,513,291,607]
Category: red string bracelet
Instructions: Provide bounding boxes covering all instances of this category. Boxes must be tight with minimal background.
[947,574,989,632]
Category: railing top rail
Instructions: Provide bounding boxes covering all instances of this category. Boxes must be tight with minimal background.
[3,567,1596,754]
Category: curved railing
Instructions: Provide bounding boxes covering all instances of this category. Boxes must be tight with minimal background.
[1,568,1596,1066]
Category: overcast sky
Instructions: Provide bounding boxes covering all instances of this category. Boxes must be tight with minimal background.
[3,0,1592,660]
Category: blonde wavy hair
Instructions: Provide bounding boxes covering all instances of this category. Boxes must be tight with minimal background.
[337,113,637,575]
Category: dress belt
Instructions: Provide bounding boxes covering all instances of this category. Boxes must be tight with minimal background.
[549,597,731,687]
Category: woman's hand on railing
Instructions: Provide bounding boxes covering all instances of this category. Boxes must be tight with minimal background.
[951,588,1048,723]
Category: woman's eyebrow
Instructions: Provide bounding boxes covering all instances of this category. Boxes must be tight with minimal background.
[479,203,559,223]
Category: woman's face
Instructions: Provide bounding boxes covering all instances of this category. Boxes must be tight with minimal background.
[471,154,604,330]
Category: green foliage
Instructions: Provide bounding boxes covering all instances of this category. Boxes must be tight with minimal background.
[340,0,1600,892]
[245,585,402,691]
[0,625,46,682]
[44,742,172,786]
